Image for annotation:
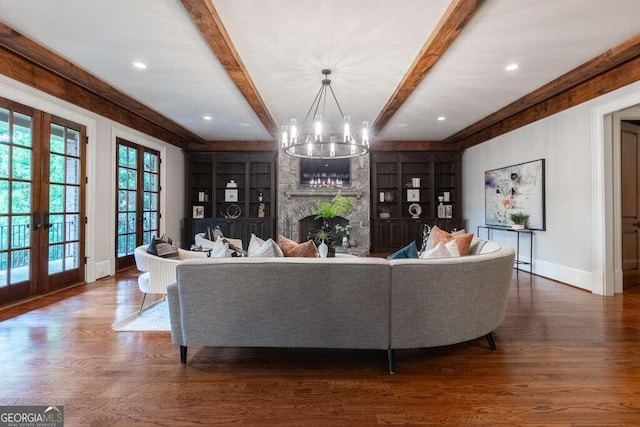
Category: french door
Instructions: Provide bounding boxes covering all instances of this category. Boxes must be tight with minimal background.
[115,138,160,270]
[0,98,86,306]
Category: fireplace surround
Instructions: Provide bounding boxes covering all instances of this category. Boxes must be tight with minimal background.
[277,152,370,255]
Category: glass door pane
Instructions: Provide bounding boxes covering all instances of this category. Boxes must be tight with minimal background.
[142,151,159,244]
[0,105,36,304]
[117,144,137,258]
[42,115,85,292]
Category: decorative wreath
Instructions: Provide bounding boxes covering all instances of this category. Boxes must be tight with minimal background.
[222,203,241,218]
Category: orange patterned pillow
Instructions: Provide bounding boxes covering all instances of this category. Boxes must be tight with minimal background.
[290,240,318,258]
[277,235,298,256]
[277,235,318,258]
[432,227,474,256]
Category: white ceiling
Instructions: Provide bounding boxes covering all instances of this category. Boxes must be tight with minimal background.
[0,0,639,143]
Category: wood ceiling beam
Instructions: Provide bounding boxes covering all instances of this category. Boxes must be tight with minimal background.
[0,22,204,146]
[453,54,640,150]
[185,140,276,152]
[371,0,485,135]
[0,47,190,149]
[369,140,457,152]
[447,32,640,149]
[181,0,278,136]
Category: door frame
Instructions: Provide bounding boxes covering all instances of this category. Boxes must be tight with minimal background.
[0,77,98,283]
[592,82,640,295]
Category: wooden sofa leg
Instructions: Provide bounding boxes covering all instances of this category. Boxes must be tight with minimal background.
[486,333,497,350]
[387,349,395,375]
[180,346,188,364]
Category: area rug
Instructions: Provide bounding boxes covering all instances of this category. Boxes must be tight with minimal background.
[112,299,171,332]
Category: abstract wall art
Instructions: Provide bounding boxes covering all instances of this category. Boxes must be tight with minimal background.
[484,159,546,230]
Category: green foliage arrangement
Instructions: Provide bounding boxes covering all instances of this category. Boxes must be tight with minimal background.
[315,193,356,220]
[378,205,391,213]
[509,211,528,225]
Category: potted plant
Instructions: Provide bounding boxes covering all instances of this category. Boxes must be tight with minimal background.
[379,206,391,219]
[509,211,528,230]
[315,193,356,222]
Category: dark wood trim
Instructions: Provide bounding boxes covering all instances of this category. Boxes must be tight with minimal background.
[371,0,485,134]
[186,140,276,152]
[181,0,278,135]
[0,23,204,146]
[370,140,459,152]
[448,33,640,149]
[455,54,640,150]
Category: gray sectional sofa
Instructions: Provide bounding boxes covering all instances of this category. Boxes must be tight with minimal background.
[167,242,515,373]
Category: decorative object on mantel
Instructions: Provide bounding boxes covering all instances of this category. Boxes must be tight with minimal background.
[314,193,356,223]
[280,69,369,159]
[335,224,352,248]
[379,206,391,219]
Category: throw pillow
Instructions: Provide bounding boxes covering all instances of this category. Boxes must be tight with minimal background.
[420,240,460,259]
[277,235,299,256]
[277,235,318,257]
[289,240,318,257]
[147,235,179,258]
[387,241,419,260]
[204,226,216,241]
[432,227,474,256]
[248,234,283,257]
[211,241,230,258]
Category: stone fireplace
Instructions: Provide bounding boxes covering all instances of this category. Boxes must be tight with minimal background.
[277,152,370,255]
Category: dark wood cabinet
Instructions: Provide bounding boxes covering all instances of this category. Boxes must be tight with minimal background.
[183,152,276,249]
[371,151,464,253]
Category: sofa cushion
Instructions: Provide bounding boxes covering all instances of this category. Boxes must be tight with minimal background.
[432,227,474,256]
[387,241,419,260]
[277,235,318,257]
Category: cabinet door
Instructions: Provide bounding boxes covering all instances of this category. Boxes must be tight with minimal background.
[374,220,403,252]
[247,219,273,241]
[402,220,423,249]
[214,219,244,240]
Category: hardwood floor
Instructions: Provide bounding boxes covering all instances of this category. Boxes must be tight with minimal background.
[1,269,640,426]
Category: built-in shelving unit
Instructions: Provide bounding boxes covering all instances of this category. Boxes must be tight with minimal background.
[183,152,276,249]
[370,151,464,253]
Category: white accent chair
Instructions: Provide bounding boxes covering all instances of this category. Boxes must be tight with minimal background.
[134,245,208,313]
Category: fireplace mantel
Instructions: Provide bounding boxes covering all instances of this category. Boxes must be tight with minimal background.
[284,189,364,200]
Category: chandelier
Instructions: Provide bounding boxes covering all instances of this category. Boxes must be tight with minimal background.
[281,69,369,159]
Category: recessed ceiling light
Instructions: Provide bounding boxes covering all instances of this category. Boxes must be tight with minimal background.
[132,62,147,69]
[396,123,409,128]
[505,63,519,71]
[203,115,212,121]
[239,122,251,127]
[437,116,446,121]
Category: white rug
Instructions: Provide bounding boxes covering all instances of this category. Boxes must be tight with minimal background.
[112,299,171,332]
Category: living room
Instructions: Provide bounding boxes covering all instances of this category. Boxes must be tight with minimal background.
[1,0,640,424]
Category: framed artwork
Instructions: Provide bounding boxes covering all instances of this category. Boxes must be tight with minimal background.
[225,189,238,202]
[192,205,204,219]
[484,159,546,230]
[407,189,420,202]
